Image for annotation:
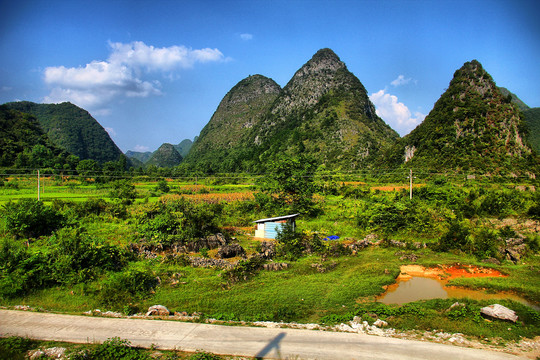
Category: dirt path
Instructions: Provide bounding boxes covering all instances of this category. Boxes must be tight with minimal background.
[0,310,524,359]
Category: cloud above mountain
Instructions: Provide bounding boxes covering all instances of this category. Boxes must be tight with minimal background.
[43,41,225,112]
[370,89,425,136]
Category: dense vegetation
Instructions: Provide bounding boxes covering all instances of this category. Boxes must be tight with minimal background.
[1,159,539,347]
[0,105,78,169]
[4,101,125,164]
[145,143,184,168]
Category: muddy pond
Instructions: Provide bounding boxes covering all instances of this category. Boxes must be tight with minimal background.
[377,265,538,309]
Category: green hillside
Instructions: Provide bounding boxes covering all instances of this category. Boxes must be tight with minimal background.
[0,105,76,169]
[4,101,124,164]
[523,108,540,153]
[146,143,184,168]
[184,49,399,172]
[384,60,538,174]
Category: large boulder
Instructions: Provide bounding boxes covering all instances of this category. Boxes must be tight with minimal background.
[185,233,228,252]
[146,305,170,316]
[217,243,246,259]
[480,304,518,322]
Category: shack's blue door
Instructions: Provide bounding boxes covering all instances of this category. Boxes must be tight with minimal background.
[264,222,282,239]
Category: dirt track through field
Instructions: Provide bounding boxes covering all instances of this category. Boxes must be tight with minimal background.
[0,310,524,359]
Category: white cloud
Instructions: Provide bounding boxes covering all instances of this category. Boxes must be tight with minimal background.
[42,41,225,112]
[108,41,224,71]
[134,145,150,152]
[369,89,425,135]
[105,127,116,137]
[391,75,413,87]
[240,33,253,41]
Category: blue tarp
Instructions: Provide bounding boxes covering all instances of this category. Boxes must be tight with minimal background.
[323,235,340,241]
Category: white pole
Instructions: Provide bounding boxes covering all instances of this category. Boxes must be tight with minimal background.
[409,169,412,200]
[37,169,40,201]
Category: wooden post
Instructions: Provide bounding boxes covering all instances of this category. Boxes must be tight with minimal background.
[37,169,40,201]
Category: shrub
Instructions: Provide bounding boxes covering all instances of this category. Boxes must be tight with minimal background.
[108,180,137,206]
[98,270,158,310]
[49,228,127,283]
[71,337,150,360]
[275,222,305,260]
[0,238,53,298]
[0,336,37,360]
[435,221,471,252]
[2,199,64,238]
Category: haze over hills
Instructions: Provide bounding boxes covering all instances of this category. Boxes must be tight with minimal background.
[384,60,538,174]
[4,101,124,164]
[184,48,399,172]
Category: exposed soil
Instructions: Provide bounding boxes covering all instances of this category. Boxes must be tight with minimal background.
[399,264,507,281]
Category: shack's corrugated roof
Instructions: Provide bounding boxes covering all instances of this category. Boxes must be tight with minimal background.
[253,214,300,223]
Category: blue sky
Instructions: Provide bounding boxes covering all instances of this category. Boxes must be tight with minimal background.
[1,0,539,153]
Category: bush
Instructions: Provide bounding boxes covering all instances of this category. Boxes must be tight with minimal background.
[0,336,37,360]
[275,222,305,260]
[49,228,127,284]
[98,270,159,310]
[436,221,471,252]
[109,180,137,206]
[2,199,64,238]
[0,238,54,298]
[71,337,150,360]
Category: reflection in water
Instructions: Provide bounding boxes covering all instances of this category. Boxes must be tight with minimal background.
[378,275,537,309]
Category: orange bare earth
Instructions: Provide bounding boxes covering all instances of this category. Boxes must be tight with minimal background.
[399,264,506,281]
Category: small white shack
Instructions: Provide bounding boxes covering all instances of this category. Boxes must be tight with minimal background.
[254,214,299,239]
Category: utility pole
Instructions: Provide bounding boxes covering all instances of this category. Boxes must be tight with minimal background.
[409,169,413,200]
[37,169,40,201]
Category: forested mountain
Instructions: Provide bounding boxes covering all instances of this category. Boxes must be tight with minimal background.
[4,101,124,164]
[0,105,77,168]
[183,75,282,172]
[174,139,194,158]
[145,143,183,168]
[499,87,530,112]
[523,108,540,153]
[184,49,399,172]
[384,60,538,174]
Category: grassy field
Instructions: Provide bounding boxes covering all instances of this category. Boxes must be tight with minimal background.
[1,174,539,343]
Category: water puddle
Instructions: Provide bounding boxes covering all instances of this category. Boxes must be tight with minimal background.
[377,265,538,309]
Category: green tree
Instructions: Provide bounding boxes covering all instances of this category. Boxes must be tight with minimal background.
[258,155,318,215]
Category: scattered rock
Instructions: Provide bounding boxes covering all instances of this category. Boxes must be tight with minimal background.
[395,252,419,262]
[44,347,66,359]
[373,319,388,327]
[14,305,34,311]
[448,302,465,310]
[28,350,45,359]
[310,261,337,273]
[217,243,246,259]
[263,262,289,271]
[481,258,501,265]
[146,305,170,316]
[258,241,276,259]
[190,257,234,269]
[186,233,228,252]
[480,304,518,322]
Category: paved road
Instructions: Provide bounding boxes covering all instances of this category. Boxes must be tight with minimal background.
[0,310,523,359]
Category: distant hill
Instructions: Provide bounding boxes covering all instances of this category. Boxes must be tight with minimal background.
[125,150,153,163]
[4,101,124,164]
[523,108,540,153]
[384,60,538,174]
[0,105,75,168]
[184,49,399,172]
[174,139,194,158]
[145,143,183,168]
[499,87,530,112]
